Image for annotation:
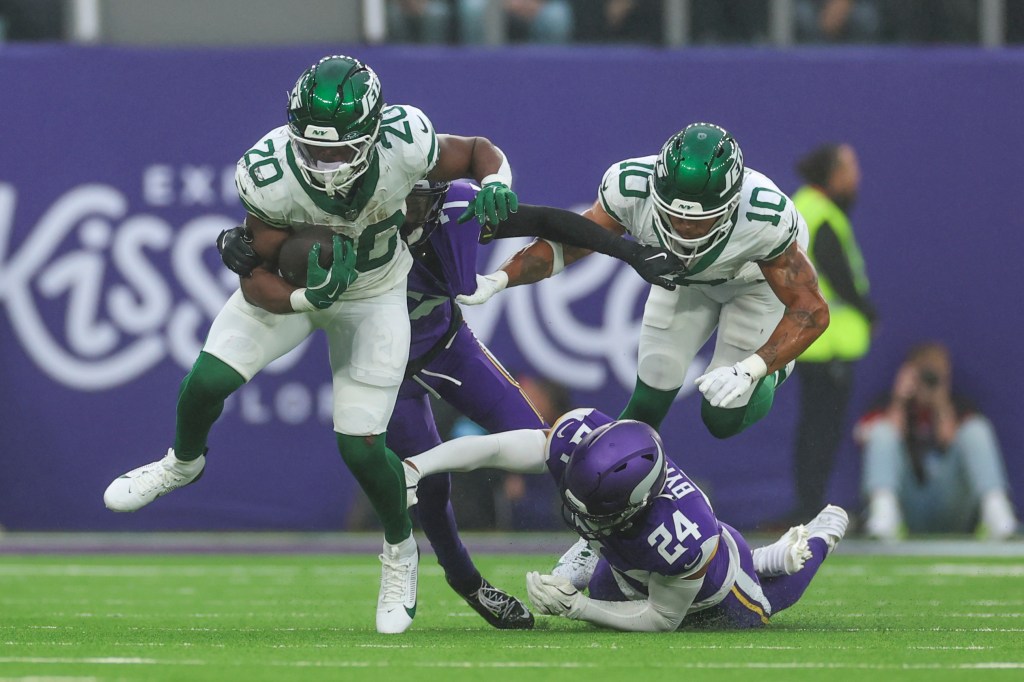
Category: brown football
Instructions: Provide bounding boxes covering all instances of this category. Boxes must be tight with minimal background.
[277,225,336,288]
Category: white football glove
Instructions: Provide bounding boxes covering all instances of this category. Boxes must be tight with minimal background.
[696,356,768,408]
[455,271,509,306]
[526,571,582,617]
[403,460,421,508]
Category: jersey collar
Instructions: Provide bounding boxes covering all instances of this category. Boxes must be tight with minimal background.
[652,218,736,282]
[286,143,381,220]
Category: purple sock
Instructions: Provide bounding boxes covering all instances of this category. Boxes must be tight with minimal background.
[761,538,828,613]
[414,472,481,595]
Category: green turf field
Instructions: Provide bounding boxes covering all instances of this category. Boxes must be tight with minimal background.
[1,552,1022,681]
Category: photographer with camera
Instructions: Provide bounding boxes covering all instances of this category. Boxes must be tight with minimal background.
[857,341,1019,541]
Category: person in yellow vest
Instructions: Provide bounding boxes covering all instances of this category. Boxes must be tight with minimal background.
[781,143,877,526]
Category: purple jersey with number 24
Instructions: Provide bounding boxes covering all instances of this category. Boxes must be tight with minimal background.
[545,408,742,610]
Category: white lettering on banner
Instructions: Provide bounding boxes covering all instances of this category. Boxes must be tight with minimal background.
[222,382,335,425]
[462,239,703,396]
[0,182,283,391]
[142,165,238,207]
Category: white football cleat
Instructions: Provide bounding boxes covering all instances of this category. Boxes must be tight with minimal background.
[805,504,849,555]
[753,524,811,577]
[551,538,599,592]
[376,535,418,634]
[103,449,205,512]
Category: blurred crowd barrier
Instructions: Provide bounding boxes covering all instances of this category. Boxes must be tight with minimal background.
[1,0,1020,47]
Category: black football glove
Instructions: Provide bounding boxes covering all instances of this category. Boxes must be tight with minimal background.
[217,225,262,277]
[621,241,682,291]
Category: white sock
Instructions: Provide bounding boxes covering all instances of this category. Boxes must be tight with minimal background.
[753,525,810,577]
[168,449,203,471]
[386,533,417,557]
[407,429,548,477]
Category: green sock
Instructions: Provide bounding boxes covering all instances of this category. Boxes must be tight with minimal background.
[173,352,245,460]
[336,433,412,544]
[700,373,779,439]
[619,377,680,430]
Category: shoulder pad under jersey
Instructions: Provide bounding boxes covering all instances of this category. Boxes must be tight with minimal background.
[597,155,658,235]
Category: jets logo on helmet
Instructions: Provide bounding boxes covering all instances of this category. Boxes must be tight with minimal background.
[286,55,385,197]
[651,123,745,264]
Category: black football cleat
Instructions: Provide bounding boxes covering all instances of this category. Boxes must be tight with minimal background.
[449,576,535,630]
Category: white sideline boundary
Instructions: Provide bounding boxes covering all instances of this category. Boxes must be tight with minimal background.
[0,532,1022,557]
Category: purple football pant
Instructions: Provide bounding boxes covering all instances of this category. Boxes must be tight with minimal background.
[587,524,829,629]
[386,323,546,594]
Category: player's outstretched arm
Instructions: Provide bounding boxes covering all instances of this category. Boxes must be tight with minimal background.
[526,570,704,633]
[756,242,830,373]
[405,429,549,478]
[479,204,679,290]
[455,238,588,306]
[456,200,633,306]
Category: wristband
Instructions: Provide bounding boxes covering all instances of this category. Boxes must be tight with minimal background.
[542,239,565,275]
[489,270,510,290]
[290,288,317,313]
[739,354,768,381]
[566,593,588,620]
[481,146,512,188]
[480,173,509,188]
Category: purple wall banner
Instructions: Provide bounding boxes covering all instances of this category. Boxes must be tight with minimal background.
[1,45,1021,531]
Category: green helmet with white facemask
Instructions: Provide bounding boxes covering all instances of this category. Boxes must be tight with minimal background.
[287,55,384,197]
[651,123,744,261]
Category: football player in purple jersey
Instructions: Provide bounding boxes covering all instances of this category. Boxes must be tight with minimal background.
[217,181,680,629]
[402,408,849,632]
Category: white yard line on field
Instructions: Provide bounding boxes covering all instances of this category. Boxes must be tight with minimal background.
[2,657,1023,671]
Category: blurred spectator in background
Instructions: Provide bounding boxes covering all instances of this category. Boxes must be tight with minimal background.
[572,0,663,45]
[691,0,769,44]
[459,0,573,43]
[880,0,978,43]
[778,143,877,528]
[0,0,63,41]
[858,342,1019,541]
[388,0,455,43]
[447,373,570,529]
[796,0,881,43]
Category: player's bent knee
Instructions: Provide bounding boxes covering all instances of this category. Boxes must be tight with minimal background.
[334,404,391,436]
[701,401,747,440]
[180,352,245,403]
[333,384,396,435]
[636,354,687,392]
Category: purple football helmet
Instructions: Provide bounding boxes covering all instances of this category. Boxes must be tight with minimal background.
[560,420,668,540]
[401,180,451,249]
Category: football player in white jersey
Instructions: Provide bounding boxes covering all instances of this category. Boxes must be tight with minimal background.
[102,55,519,635]
[461,123,829,439]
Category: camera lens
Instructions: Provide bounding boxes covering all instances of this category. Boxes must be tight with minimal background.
[919,369,940,387]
